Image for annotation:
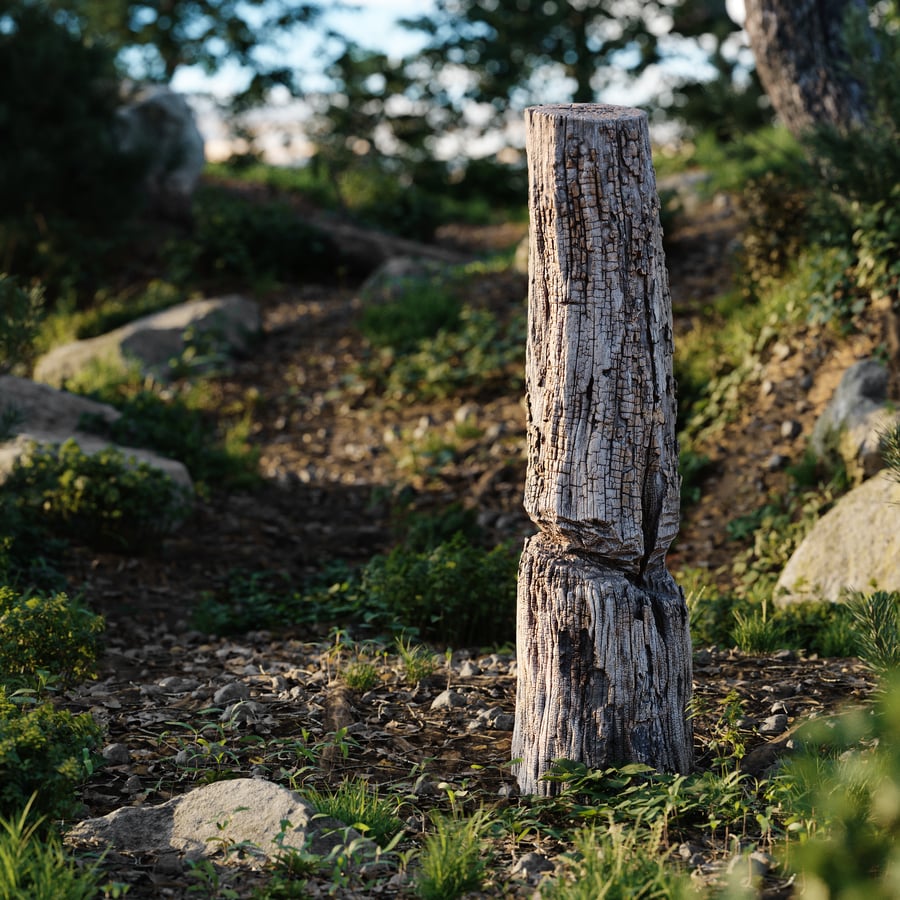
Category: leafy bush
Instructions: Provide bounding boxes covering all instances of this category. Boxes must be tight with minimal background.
[315,533,519,645]
[165,188,343,288]
[0,689,103,821]
[3,439,191,552]
[0,587,103,688]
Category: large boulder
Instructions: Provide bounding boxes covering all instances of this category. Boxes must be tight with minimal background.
[33,296,261,388]
[116,85,205,220]
[0,375,192,493]
[810,359,900,483]
[66,778,368,864]
[775,470,900,604]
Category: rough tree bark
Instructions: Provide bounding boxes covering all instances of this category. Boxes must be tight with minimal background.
[743,0,871,137]
[512,105,693,797]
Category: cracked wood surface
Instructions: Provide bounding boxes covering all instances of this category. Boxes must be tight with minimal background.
[513,105,693,794]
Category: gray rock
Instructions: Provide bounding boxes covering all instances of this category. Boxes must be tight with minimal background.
[508,851,554,883]
[116,86,205,220]
[776,471,900,604]
[810,359,900,482]
[34,296,261,387]
[101,743,132,765]
[213,682,251,705]
[759,715,789,735]
[458,660,482,677]
[430,690,466,710]
[65,778,366,863]
[0,375,193,502]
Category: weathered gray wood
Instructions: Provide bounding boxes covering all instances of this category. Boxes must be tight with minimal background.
[512,105,692,796]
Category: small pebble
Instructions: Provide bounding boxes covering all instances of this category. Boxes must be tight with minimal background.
[431,689,466,710]
[213,681,250,705]
[759,714,789,735]
[780,420,802,440]
[101,743,131,765]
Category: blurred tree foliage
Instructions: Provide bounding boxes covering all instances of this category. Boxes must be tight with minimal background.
[42,0,323,108]
[0,0,147,296]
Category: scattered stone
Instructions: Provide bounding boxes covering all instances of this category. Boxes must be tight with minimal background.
[780,420,802,440]
[764,453,789,470]
[124,775,143,794]
[508,851,554,883]
[776,470,900,604]
[759,714,789,736]
[430,689,466,710]
[727,850,774,880]
[66,778,367,863]
[158,676,200,693]
[459,660,482,677]
[101,743,132,765]
[116,86,205,220]
[213,682,250,705]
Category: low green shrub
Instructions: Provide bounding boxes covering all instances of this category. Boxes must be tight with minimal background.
[315,533,519,646]
[165,188,343,288]
[0,689,103,821]
[360,282,462,354]
[0,275,43,376]
[0,587,103,688]
[191,568,313,635]
[3,439,191,552]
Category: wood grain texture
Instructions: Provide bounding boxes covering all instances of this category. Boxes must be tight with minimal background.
[513,105,692,795]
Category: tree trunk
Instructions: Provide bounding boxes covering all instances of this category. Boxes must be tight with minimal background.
[743,0,870,137]
[512,105,693,797]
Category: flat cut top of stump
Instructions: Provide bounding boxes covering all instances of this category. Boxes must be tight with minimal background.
[526,103,646,121]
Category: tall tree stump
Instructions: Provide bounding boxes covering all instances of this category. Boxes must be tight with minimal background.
[512,105,692,796]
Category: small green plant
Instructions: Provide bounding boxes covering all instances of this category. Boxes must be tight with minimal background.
[732,598,784,654]
[540,819,691,900]
[396,636,438,685]
[77,376,260,493]
[846,590,900,676]
[0,587,104,687]
[882,420,900,482]
[0,796,102,899]
[773,674,900,897]
[191,568,315,635]
[342,658,380,692]
[415,808,491,900]
[304,777,403,848]
[0,689,103,820]
[0,275,43,375]
[3,439,191,552]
